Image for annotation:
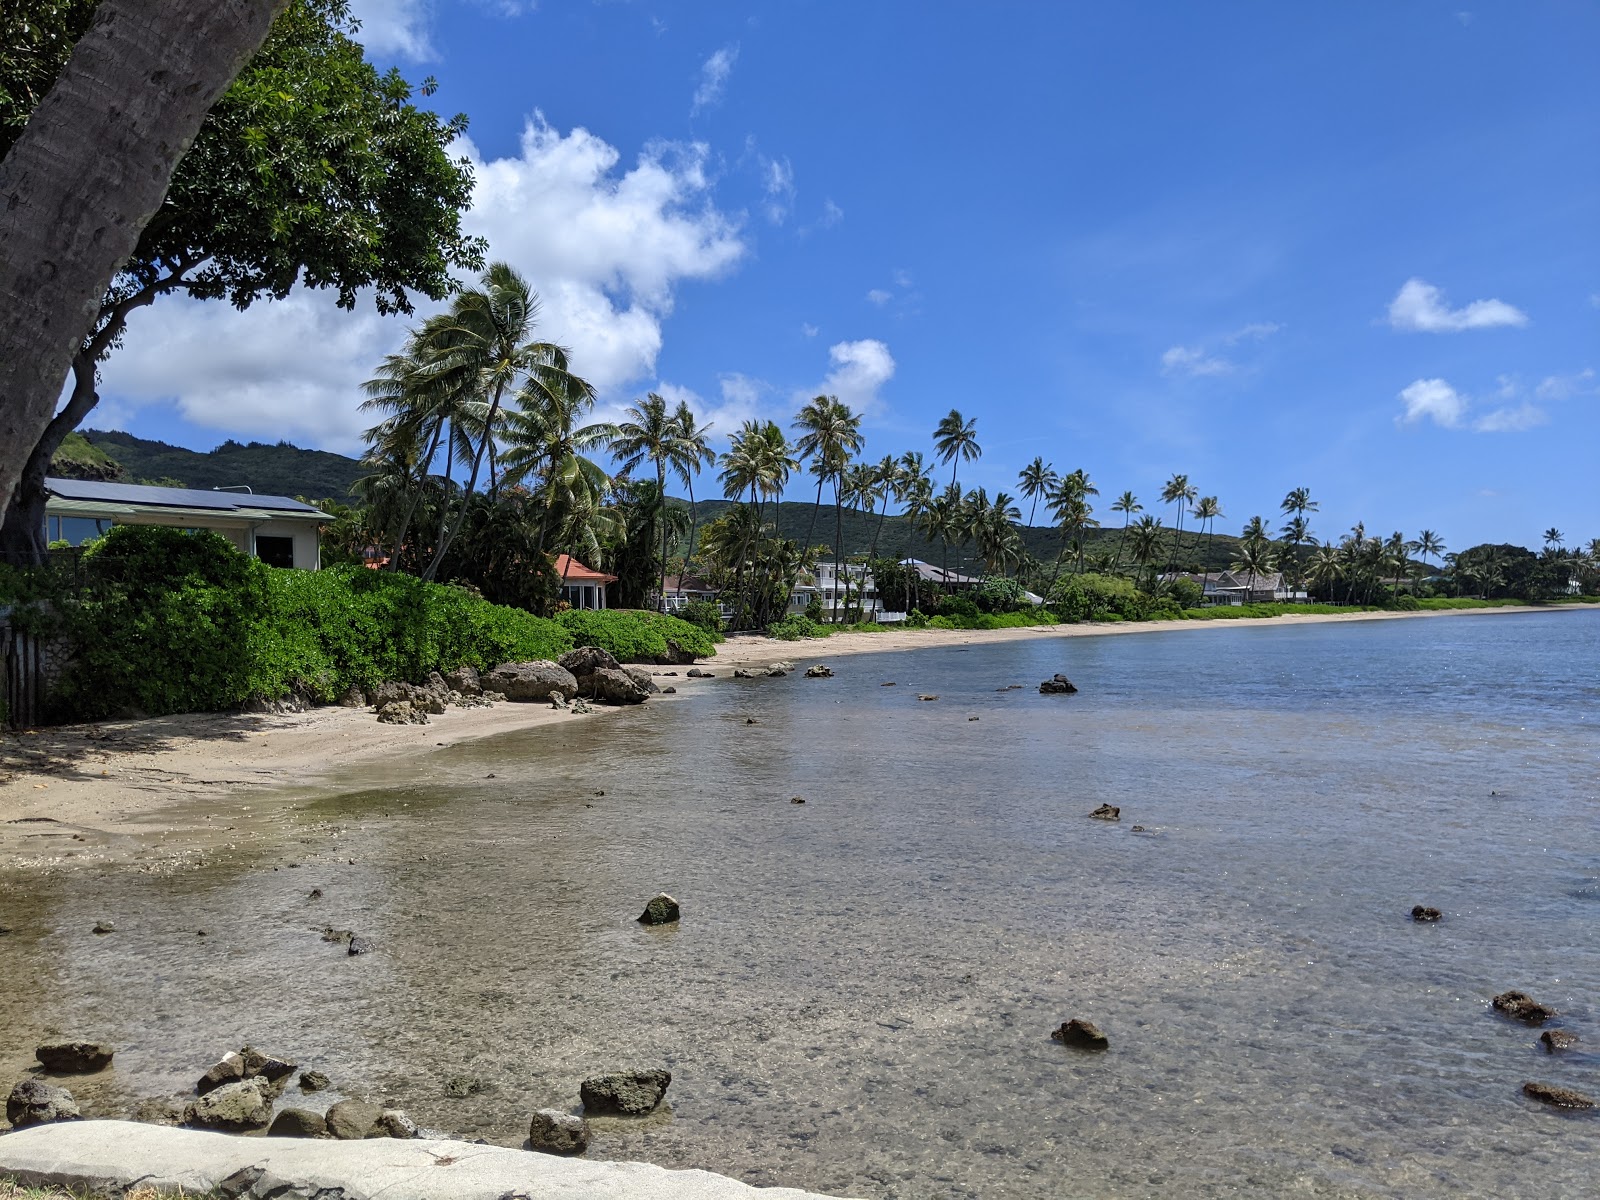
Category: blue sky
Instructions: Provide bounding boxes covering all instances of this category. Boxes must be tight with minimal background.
[98,1,1598,549]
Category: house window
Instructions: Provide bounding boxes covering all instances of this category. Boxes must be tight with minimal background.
[255,535,295,568]
[47,516,113,546]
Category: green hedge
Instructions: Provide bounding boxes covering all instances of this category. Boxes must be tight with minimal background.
[1177,602,1370,620]
[765,615,830,640]
[556,608,720,661]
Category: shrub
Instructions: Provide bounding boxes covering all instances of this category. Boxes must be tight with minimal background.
[803,595,825,623]
[556,608,720,662]
[934,593,980,619]
[1392,593,1421,611]
[678,598,724,634]
[973,576,1031,614]
[1165,576,1205,610]
[1049,573,1150,622]
[767,615,829,640]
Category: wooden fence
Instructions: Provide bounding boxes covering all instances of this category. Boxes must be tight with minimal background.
[2,619,45,728]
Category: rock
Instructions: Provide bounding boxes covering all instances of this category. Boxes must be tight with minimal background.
[379,1109,419,1139]
[1522,1081,1595,1109]
[732,668,758,679]
[1541,1030,1580,1052]
[409,688,447,716]
[769,661,795,671]
[1411,905,1442,922]
[241,1047,297,1094]
[92,920,114,934]
[376,700,428,725]
[324,1098,384,1140]
[444,665,483,696]
[337,685,367,708]
[623,666,660,694]
[686,668,711,678]
[528,1108,589,1156]
[583,667,650,705]
[661,686,677,694]
[549,691,569,709]
[268,1107,329,1138]
[197,1051,247,1095]
[348,935,373,956]
[129,1098,185,1126]
[1050,1018,1109,1050]
[638,894,680,925]
[917,694,938,702]
[7,1079,81,1128]
[766,668,787,678]
[36,1041,114,1074]
[579,1067,672,1116]
[320,927,354,945]
[658,640,698,666]
[1039,674,1078,694]
[882,682,896,687]
[1088,804,1121,821]
[298,1070,331,1093]
[184,1078,274,1131]
[484,660,580,703]
[443,1076,493,1099]
[1493,990,1557,1025]
[790,796,806,805]
[804,664,833,678]
[370,680,411,707]
[559,645,621,677]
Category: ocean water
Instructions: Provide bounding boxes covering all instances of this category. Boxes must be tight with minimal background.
[3,610,1598,1197]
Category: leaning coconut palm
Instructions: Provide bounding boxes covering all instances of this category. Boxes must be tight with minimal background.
[1018,457,1059,531]
[933,409,982,492]
[611,392,683,609]
[1110,490,1141,571]
[1192,495,1222,587]
[793,396,864,586]
[1410,529,1446,576]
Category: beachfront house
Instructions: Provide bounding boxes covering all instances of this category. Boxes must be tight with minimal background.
[659,574,720,614]
[555,554,615,610]
[811,560,889,620]
[42,477,326,569]
[1170,570,1306,605]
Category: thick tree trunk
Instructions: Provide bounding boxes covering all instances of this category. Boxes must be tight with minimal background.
[0,0,289,514]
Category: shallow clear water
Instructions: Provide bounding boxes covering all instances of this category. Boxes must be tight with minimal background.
[3,611,1598,1198]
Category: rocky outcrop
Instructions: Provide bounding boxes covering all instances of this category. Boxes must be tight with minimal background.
[624,667,659,694]
[686,668,713,678]
[638,894,680,925]
[1540,1030,1580,1052]
[324,1098,383,1140]
[579,1067,672,1116]
[298,1070,331,1093]
[1050,1019,1109,1050]
[1039,674,1077,694]
[184,1078,274,1132]
[732,668,758,679]
[1410,906,1442,922]
[804,664,833,678]
[559,646,620,676]
[485,661,578,703]
[584,668,650,705]
[1522,1081,1594,1109]
[379,1109,418,1139]
[267,1108,328,1138]
[336,685,367,708]
[7,1080,81,1128]
[36,1042,114,1074]
[376,700,429,726]
[444,665,482,696]
[197,1047,296,1097]
[528,1109,589,1156]
[1088,804,1120,821]
[1493,990,1556,1025]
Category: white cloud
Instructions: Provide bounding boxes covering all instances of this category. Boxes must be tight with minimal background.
[1473,402,1547,433]
[1535,368,1597,400]
[865,288,892,307]
[1386,278,1528,332]
[692,44,738,115]
[761,156,795,225]
[800,323,819,338]
[810,339,895,414]
[1225,321,1282,342]
[348,0,435,61]
[1397,378,1467,428]
[818,199,844,228]
[99,115,747,450]
[1161,345,1233,377]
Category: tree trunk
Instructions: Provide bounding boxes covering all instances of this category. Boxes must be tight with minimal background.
[680,476,699,598]
[832,481,844,624]
[656,460,668,610]
[0,0,289,515]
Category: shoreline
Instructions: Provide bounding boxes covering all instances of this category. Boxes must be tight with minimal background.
[1,603,1586,867]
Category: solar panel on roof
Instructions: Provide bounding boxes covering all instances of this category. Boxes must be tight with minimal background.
[44,477,322,515]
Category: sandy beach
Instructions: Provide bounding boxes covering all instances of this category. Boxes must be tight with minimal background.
[0,603,1581,869]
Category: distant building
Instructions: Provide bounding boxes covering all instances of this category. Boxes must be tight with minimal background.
[1167,570,1306,605]
[42,477,326,569]
[659,574,721,614]
[554,554,615,610]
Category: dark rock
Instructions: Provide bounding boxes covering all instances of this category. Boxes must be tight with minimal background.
[579,1067,672,1116]
[658,640,697,666]
[325,1098,384,1140]
[528,1108,589,1156]
[1411,905,1442,922]
[197,1051,247,1095]
[370,681,412,707]
[1541,1030,1580,1052]
[1493,990,1557,1024]
[686,668,712,678]
[241,1047,297,1094]
[309,888,323,901]
[917,694,938,702]
[1051,1018,1110,1050]
[583,667,650,705]
[443,1076,493,1099]
[1039,674,1078,694]
[321,927,354,945]
[623,666,660,694]
[790,796,806,804]
[376,700,428,725]
[337,685,367,708]
[268,1107,329,1138]
[1131,825,1146,832]
[661,686,677,694]
[36,1041,114,1074]
[7,1079,81,1127]
[804,664,833,678]
[379,1108,419,1139]
[559,645,621,677]
[484,661,580,703]
[444,665,482,696]
[1088,804,1121,821]
[1522,1081,1595,1109]
[92,920,114,934]
[638,894,680,925]
[348,935,373,956]
[129,1097,185,1126]
[732,667,757,679]
[299,1070,331,1092]
[745,717,757,724]
[184,1078,274,1131]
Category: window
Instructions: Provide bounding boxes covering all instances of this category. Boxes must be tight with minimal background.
[47,516,113,546]
[255,535,295,569]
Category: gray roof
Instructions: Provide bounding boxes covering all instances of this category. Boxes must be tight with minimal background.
[45,477,325,518]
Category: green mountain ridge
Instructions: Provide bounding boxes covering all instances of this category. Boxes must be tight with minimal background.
[54,430,367,501]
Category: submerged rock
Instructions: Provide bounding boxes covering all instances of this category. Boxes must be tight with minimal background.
[528,1108,589,1156]
[347,935,374,956]
[1494,990,1557,1025]
[268,1107,329,1138]
[36,1041,114,1074]
[298,1070,331,1093]
[1522,1081,1595,1109]
[484,661,579,703]
[1039,674,1078,694]
[7,1079,81,1128]
[1541,1030,1580,1052]
[1050,1019,1110,1050]
[804,664,834,678]
[732,667,758,679]
[92,920,115,934]
[638,894,680,925]
[579,1067,672,1116]
[1411,906,1442,922]
[661,686,677,694]
[184,1078,274,1131]
[325,1098,384,1140]
[129,1098,184,1127]
[1088,804,1121,821]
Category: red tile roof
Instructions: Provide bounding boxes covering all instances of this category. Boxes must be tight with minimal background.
[554,554,617,584]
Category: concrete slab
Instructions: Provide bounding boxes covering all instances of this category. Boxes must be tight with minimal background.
[0,1121,856,1199]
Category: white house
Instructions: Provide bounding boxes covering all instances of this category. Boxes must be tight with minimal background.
[43,477,326,569]
[1167,570,1307,605]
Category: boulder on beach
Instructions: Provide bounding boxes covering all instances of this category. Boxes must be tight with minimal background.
[1050,1018,1110,1050]
[638,894,680,925]
[184,1077,274,1132]
[732,668,758,679]
[583,667,650,705]
[559,645,621,677]
[240,1047,297,1095]
[337,685,367,708]
[376,700,428,725]
[1411,906,1442,922]
[686,667,713,678]
[268,1107,329,1138]
[6,1079,81,1128]
[1039,674,1078,694]
[624,666,660,694]
[1540,1030,1580,1053]
[484,661,579,703]
[35,1041,114,1074]
[1493,990,1557,1025]
[379,1109,419,1139]
[444,665,482,696]
[196,1051,246,1095]
[299,1070,331,1093]
[579,1067,672,1116]
[528,1108,589,1156]
[325,1098,384,1140]
[1522,1081,1595,1109]
[1088,804,1121,821]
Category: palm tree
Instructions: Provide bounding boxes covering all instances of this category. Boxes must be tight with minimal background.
[1278,487,1318,596]
[924,485,964,589]
[1307,544,1344,601]
[1110,490,1141,571]
[1018,457,1058,531]
[1544,527,1565,552]
[1160,473,1192,577]
[793,395,863,615]
[668,399,716,596]
[933,409,981,491]
[1128,514,1165,591]
[1192,495,1222,593]
[1232,537,1279,605]
[610,392,683,608]
[498,378,617,576]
